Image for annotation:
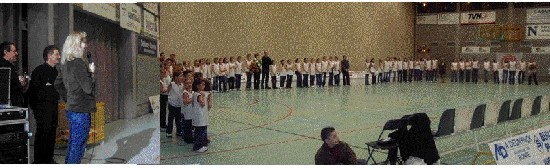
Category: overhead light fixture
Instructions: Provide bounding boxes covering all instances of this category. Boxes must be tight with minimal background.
[422,2,427,7]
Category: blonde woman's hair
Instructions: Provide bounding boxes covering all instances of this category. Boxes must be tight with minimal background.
[61,31,87,65]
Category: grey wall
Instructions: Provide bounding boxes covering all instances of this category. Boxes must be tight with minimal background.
[160,2,416,71]
[136,54,158,116]
[27,4,53,72]
[416,4,550,81]
[1,4,17,43]
[1,4,21,72]
[118,30,137,119]
[54,4,73,49]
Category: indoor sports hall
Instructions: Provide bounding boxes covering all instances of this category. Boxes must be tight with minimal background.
[159,2,550,165]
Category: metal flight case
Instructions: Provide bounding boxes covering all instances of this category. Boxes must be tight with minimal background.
[0,107,30,164]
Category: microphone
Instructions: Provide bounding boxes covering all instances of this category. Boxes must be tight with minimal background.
[87,51,93,64]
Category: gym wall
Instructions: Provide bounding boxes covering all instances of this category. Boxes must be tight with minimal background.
[160,2,415,71]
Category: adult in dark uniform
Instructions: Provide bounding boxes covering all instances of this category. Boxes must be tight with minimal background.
[0,42,26,107]
[29,45,61,164]
[261,51,272,89]
[341,55,351,86]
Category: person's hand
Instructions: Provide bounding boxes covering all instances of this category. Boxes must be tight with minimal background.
[19,76,28,87]
[89,63,96,73]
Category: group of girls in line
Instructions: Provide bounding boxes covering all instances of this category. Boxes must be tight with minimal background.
[363,57,442,85]
[449,58,539,85]
[169,55,347,91]
[160,69,212,153]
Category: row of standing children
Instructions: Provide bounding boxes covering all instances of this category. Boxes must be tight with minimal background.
[363,57,442,85]
[450,58,539,85]
[177,54,351,91]
[268,56,344,88]
[161,69,212,153]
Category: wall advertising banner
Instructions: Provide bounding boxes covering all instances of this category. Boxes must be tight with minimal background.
[438,13,460,25]
[495,53,523,62]
[120,3,142,33]
[143,10,158,38]
[143,2,159,16]
[532,47,550,54]
[488,125,550,165]
[461,11,496,25]
[527,8,550,24]
[82,3,117,22]
[462,47,491,54]
[138,36,158,56]
[416,15,438,25]
[526,24,550,40]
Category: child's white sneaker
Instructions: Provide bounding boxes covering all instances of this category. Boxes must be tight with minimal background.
[196,146,208,153]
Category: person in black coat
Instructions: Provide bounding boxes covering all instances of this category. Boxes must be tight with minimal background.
[341,55,350,86]
[438,61,447,83]
[390,113,440,165]
[28,45,61,164]
[261,51,272,89]
[0,42,26,107]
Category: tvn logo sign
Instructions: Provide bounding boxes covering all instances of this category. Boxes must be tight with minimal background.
[461,12,495,24]
[468,13,487,20]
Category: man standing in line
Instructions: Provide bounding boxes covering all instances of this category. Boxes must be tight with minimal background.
[29,45,61,164]
[341,55,350,86]
[261,51,272,89]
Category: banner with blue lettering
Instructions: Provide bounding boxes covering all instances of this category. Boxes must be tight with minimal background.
[489,125,550,165]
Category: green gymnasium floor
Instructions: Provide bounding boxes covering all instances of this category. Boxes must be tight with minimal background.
[160,79,550,165]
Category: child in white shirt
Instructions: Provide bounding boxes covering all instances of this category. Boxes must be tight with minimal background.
[302,58,310,87]
[181,71,194,143]
[192,78,212,153]
[279,60,287,88]
[270,61,278,89]
[333,56,341,86]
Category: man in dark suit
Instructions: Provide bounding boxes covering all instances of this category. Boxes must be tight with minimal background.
[341,55,350,86]
[261,51,272,89]
[0,42,26,107]
[29,45,61,164]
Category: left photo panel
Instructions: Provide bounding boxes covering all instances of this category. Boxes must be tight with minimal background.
[0,3,160,164]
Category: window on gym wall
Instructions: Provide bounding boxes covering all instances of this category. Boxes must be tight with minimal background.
[416,2,457,14]
[21,4,28,74]
[513,2,550,8]
[460,2,508,11]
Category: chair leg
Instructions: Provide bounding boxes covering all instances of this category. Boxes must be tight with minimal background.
[366,146,377,165]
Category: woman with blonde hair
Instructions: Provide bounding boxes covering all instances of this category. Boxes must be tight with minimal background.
[58,31,96,164]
